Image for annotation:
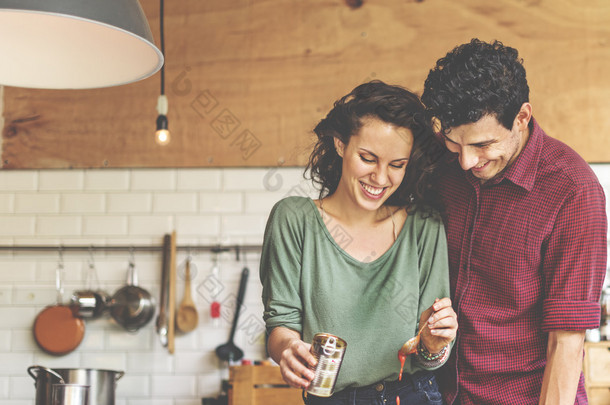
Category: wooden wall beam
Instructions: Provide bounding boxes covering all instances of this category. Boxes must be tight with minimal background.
[2,0,609,168]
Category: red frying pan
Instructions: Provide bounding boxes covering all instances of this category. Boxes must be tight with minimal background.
[33,266,85,355]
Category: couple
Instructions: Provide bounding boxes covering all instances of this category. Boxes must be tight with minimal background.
[260,39,607,405]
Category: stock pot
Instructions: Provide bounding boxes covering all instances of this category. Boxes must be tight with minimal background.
[28,365,124,405]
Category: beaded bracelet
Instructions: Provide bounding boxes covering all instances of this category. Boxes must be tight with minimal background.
[414,343,451,369]
[417,341,448,361]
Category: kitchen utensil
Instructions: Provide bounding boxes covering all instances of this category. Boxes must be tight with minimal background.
[51,383,89,405]
[156,234,172,347]
[109,257,155,332]
[33,263,85,355]
[210,301,221,327]
[168,230,177,353]
[28,366,124,405]
[210,253,221,327]
[398,323,426,356]
[70,255,110,319]
[215,266,249,362]
[70,290,108,319]
[175,256,198,333]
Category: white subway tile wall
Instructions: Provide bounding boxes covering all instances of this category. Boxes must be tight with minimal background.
[14,194,59,214]
[0,165,608,404]
[0,292,9,306]
[0,167,314,405]
[0,195,13,214]
[38,171,84,191]
[0,377,8,400]
[61,193,106,214]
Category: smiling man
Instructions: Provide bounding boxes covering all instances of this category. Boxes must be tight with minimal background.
[421,39,608,405]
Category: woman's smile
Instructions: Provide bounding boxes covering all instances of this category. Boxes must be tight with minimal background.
[360,181,387,199]
[333,117,413,212]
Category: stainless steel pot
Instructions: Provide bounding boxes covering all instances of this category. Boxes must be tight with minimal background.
[28,366,124,405]
[52,383,90,405]
[71,259,111,320]
[109,261,155,332]
[71,290,110,319]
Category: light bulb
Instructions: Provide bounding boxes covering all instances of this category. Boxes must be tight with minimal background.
[155,95,170,145]
[155,113,170,145]
[156,128,170,145]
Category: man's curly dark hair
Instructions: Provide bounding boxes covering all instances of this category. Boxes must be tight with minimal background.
[421,38,530,135]
[305,80,445,214]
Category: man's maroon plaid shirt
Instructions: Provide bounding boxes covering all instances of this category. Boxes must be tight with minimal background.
[437,118,607,404]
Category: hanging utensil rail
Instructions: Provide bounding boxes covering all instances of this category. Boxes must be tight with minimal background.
[0,244,260,258]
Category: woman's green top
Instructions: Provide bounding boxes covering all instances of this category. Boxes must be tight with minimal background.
[260,196,450,391]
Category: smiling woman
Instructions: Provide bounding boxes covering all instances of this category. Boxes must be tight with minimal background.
[332,117,412,215]
[259,80,458,405]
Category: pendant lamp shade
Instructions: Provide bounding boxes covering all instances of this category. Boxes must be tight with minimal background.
[0,0,164,89]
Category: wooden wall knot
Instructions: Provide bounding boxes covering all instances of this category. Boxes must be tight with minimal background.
[4,125,18,139]
[11,115,41,125]
[345,0,363,9]
[4,115,41,139]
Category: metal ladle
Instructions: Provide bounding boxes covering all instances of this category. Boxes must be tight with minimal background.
[215,266,249,362]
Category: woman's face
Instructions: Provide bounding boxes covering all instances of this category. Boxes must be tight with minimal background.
[334,117,413,211]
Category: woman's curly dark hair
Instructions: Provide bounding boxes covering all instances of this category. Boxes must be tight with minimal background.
[305,80,446,214]
[421,38,530,135]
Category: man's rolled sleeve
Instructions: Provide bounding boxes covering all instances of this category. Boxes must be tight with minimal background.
[542,299,601,331]
[541,181,607,332]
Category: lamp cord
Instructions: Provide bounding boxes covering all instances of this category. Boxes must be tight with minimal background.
[160,0,165,96]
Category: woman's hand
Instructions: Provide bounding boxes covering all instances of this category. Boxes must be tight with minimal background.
[268,327,317,389]
[419,297,458,354]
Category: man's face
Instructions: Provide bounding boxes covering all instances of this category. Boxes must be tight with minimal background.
[442,114,529,183]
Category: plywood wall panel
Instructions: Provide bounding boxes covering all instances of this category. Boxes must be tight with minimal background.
[2,0,609,169]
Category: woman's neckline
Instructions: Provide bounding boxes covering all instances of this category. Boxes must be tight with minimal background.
[318,197,398,242]
[310,198,407,265]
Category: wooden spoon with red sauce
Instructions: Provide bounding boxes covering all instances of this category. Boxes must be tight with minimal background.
[396,324,426,405]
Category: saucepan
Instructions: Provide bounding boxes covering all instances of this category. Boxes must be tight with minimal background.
[71,290,109,319]
[109,259,155,332]
[70,255,111,320]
